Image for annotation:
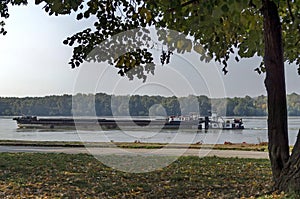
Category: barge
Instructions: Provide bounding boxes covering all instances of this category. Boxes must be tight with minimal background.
[13,115,244,130]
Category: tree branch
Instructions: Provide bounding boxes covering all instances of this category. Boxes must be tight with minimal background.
[286,0,294,22]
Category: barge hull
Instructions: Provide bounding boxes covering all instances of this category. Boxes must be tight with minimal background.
[13,117,200,130]
[13,116,244,130]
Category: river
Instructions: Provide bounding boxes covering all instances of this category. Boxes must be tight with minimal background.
[1,116,299,145]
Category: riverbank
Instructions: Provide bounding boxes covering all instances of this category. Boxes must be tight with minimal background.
[0,153,283,198]
[0,140,269,151]
[0,141,288,197]
[0,140,270,159]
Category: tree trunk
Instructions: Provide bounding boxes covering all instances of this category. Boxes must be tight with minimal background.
[277,130,300,194]
[263,1,300,194]
[262,0,290,189]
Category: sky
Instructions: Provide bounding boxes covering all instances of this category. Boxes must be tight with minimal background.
[0,2,299,98]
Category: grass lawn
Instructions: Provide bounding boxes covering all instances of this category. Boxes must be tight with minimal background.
[0,153,283,198]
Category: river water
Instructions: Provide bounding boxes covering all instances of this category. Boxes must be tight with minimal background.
[1,116,299,145]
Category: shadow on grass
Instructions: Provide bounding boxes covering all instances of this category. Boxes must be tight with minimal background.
[0,153,275,198]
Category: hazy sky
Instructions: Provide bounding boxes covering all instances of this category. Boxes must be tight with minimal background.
[0,2,299,98]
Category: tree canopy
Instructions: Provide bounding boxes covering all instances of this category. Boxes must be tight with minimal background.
[35,0,299,78]
[0,93,275,117]
[1,1,299,77]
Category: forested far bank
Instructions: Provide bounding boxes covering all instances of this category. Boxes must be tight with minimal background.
[1,93,300,117]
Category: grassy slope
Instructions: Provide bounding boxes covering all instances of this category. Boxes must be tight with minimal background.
[0,153,281,198]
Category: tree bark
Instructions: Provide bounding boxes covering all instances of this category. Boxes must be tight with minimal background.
[263,0,300,194]
[262,0,290,189]
[277,130,300,194]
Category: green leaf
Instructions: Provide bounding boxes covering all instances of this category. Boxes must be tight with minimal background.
[194,44,205,54]
[221,4,229,13]
[76,13,83,20]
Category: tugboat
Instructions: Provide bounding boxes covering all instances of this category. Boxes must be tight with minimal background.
[222,118,244,130]
[197,114,244,130]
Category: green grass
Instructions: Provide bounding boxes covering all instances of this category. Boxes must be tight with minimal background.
[0,153,281,198]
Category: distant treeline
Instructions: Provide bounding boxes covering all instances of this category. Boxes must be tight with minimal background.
[1,93,300,116]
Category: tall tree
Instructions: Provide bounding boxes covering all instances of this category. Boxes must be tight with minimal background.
[1,0,299,194]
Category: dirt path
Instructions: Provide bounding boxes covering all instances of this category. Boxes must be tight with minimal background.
[0,145,269,159]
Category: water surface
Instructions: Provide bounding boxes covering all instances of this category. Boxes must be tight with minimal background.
[1,116,299,145]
